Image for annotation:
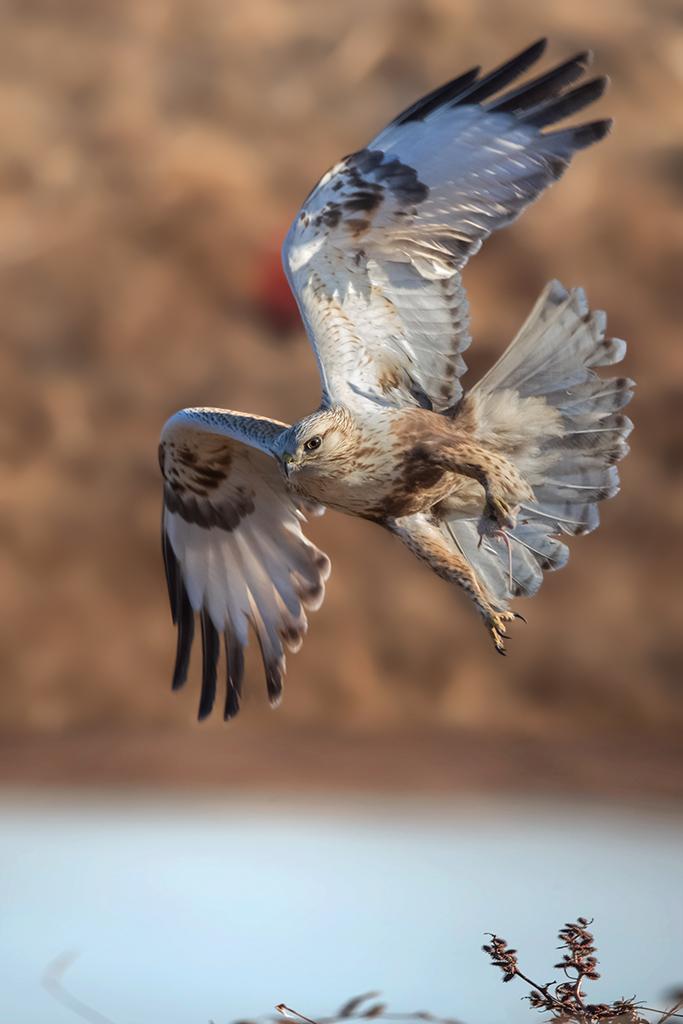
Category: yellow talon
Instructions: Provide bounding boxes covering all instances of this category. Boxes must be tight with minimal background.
[485,610,516,654]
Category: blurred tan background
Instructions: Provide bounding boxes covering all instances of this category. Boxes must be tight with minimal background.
[0,0,681,792]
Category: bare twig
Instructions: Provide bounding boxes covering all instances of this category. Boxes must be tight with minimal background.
[338,994,383,1017]
[260,996,464,1024]
[42,951,117,1024]
[647,1000,683,1024]
[276,1005,320,1024]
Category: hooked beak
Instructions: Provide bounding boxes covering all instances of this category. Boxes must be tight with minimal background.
[282,452,296,478]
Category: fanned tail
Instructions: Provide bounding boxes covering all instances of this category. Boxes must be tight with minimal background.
[445,280,633,606]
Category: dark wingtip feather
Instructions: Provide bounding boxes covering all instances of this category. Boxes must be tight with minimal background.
[389,66,481,127]
[488,51,592,114]
[569,118,613,149]
[383,39,609,139]
[223,631,245,721]
[172,585,195,691]
[455,38,548,106]
[163,505,197,693]
[503,37,548,68]
[266,663,284,708]
[521,76,608,129]
[223,688,241,721]
[162,511,180,625]
[198,611,219,720]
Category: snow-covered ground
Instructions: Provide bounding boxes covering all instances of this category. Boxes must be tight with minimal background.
[0,791,680,1023]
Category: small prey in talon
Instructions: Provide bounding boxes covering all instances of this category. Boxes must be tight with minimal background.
[478,497,519,592]
[159,39,633,719]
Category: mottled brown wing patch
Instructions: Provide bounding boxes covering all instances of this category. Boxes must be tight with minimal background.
[163,483,255,532]
[160,431,258,531]
[160,431,235,498]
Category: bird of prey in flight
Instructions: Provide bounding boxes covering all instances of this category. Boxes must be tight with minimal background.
[159,39,633,720]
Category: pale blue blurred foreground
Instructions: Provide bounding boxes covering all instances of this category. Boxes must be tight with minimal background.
[0,792,681,1024]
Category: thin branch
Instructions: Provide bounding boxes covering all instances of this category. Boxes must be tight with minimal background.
[276,1005,320,1024]
[572,970,587,1011]
[42,951,118,1024]
[510,968,566,1014]
[644,1003,683,1024]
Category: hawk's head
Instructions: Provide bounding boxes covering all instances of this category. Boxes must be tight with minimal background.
[276,406,360,485]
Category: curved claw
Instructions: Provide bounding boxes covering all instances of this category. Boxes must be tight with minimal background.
[486,609,517,655]
[513,612,527,624]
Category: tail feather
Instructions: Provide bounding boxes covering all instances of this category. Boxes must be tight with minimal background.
[543,377,633,418]
[442,280,632,606]
[474,281,627,396]
[444,515,569,602]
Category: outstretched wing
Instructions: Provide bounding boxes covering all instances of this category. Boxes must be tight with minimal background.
[284,39,611,414]
[159,408,330,720]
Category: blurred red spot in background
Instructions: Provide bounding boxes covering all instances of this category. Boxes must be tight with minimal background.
[252,233,301,334]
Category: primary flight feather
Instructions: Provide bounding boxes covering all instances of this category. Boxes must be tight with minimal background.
[159,39,633,719]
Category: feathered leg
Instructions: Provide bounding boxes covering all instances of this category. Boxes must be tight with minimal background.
[419,439,533,541]
[388,512,516,654]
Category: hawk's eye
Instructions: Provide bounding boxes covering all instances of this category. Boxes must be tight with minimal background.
[304,436,322,452]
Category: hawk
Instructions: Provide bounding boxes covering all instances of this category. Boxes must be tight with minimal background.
[159,39,633,720]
